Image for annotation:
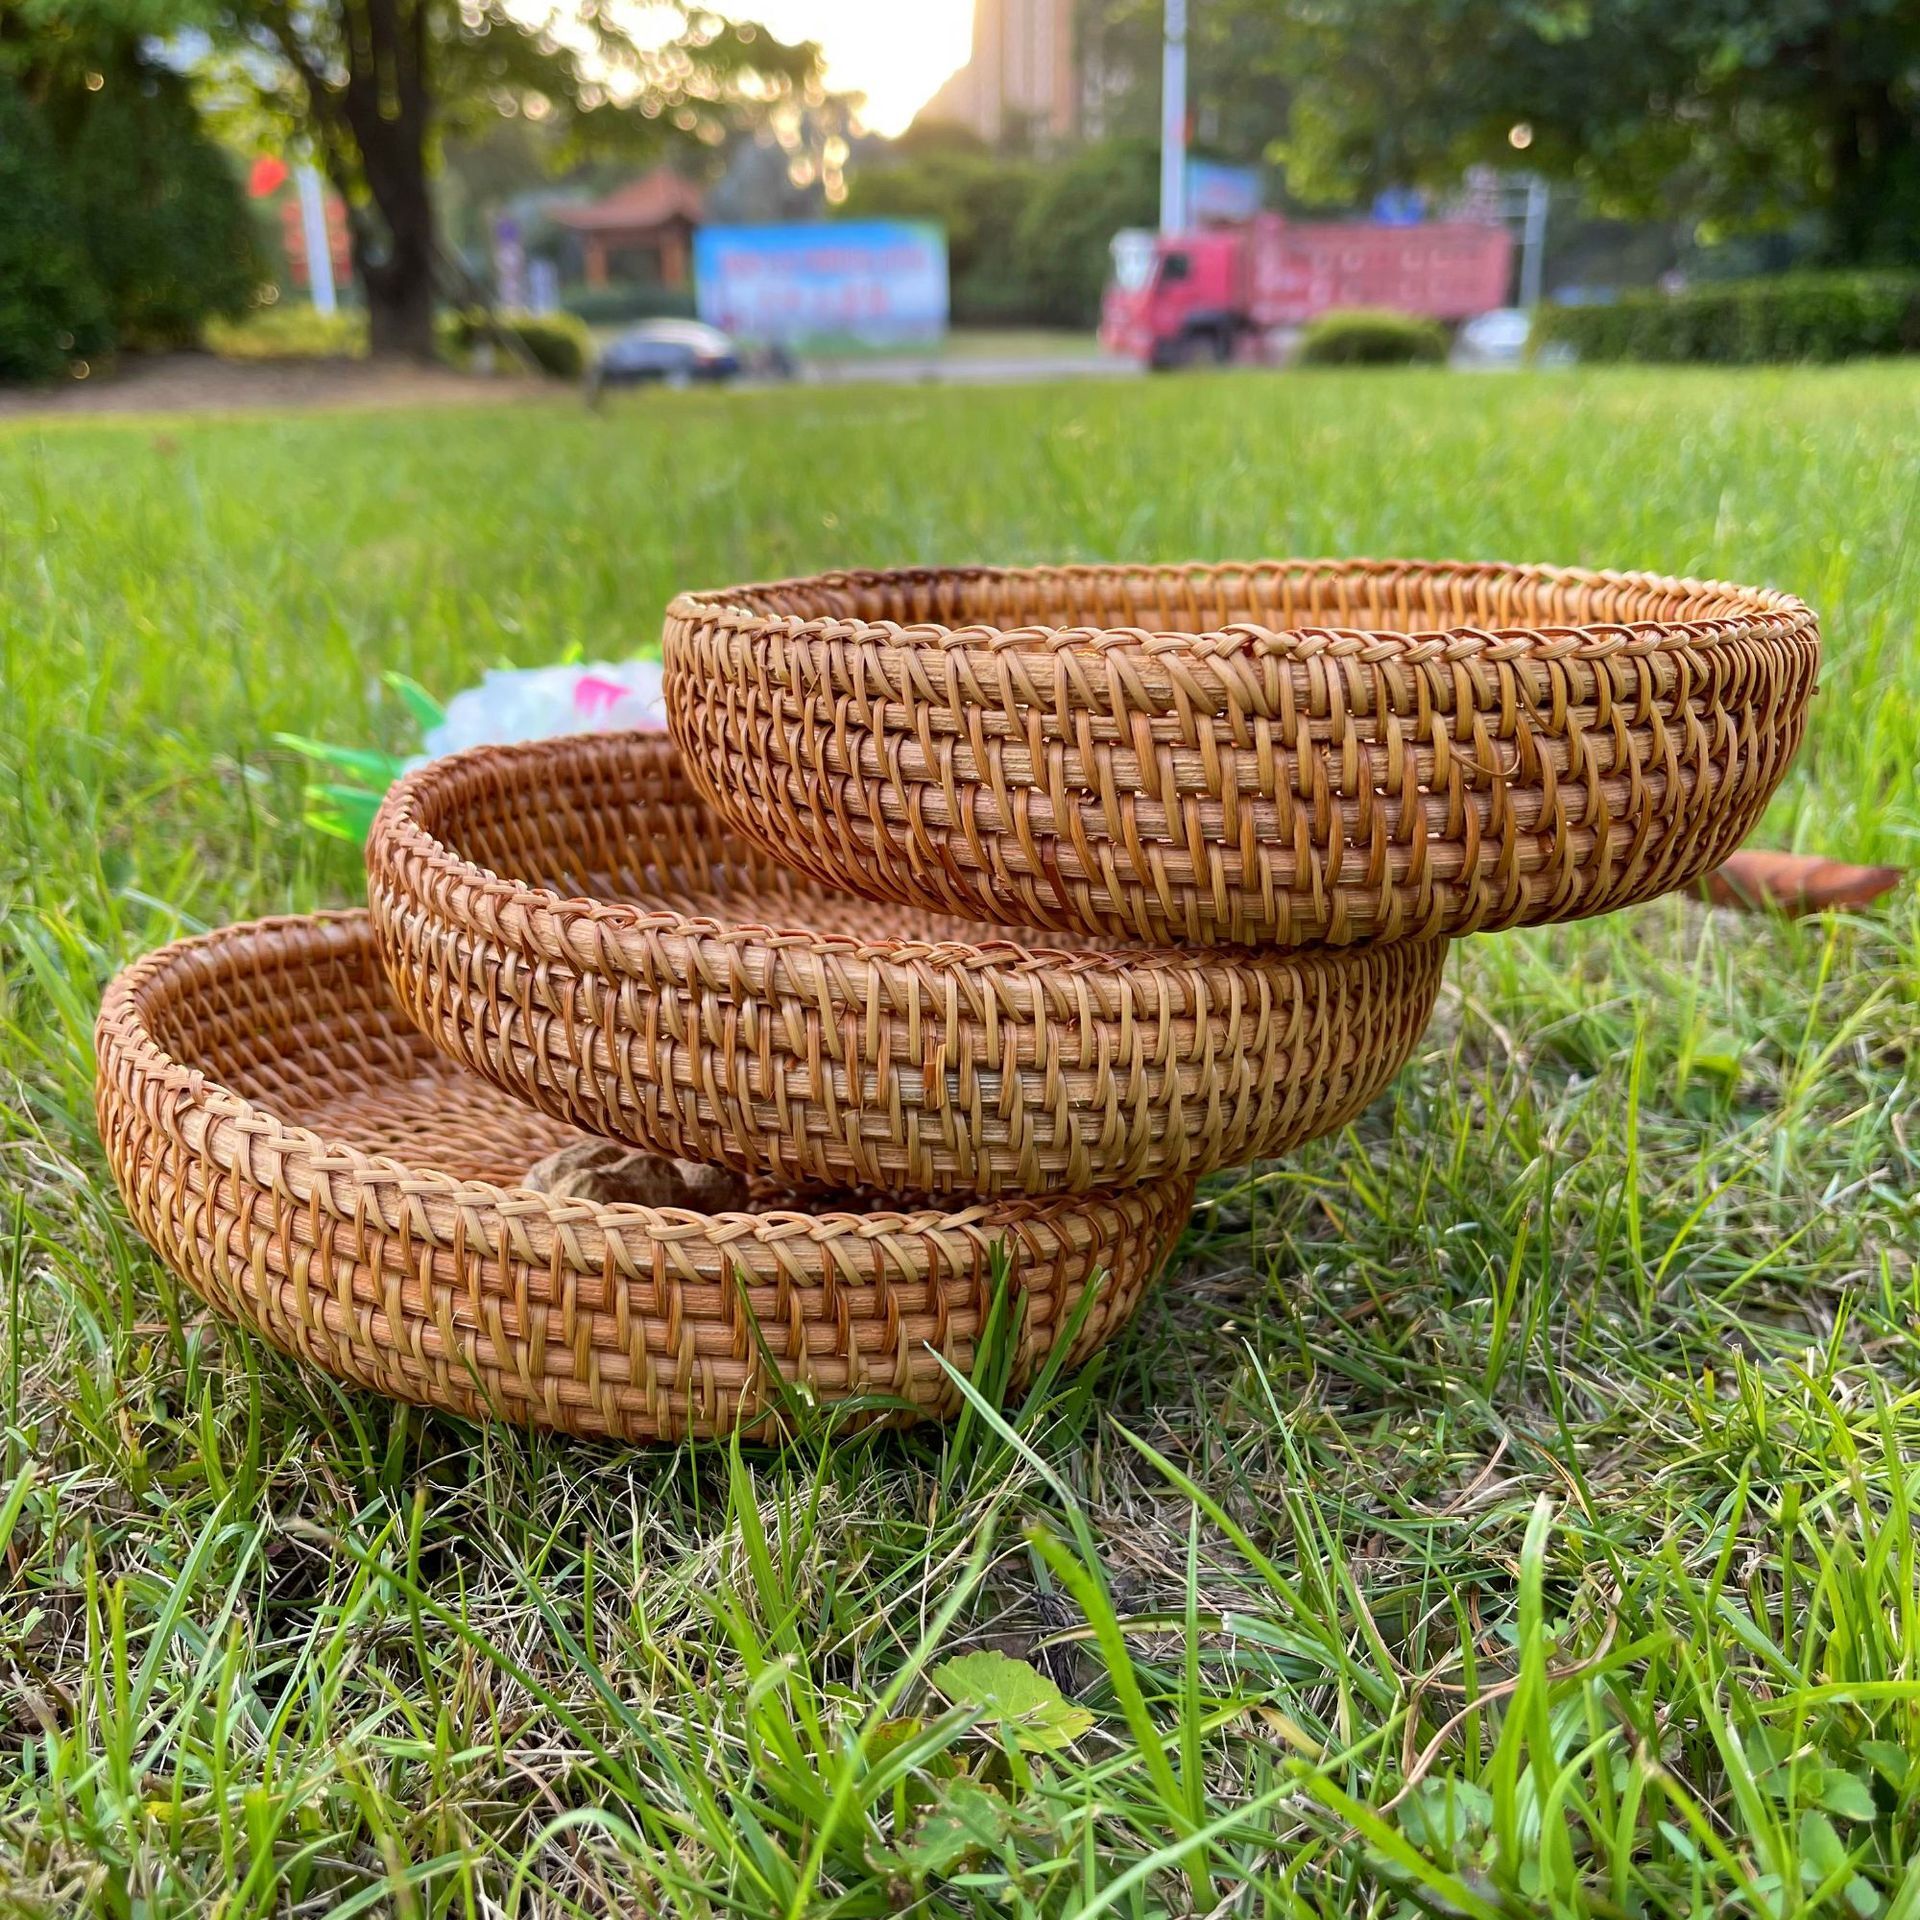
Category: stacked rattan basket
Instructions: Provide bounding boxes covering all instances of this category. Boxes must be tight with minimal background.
[97,558,1819,1442]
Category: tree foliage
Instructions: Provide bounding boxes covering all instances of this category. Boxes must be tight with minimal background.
[194,0,831,357]
[0,75,112,380]
[53,54,258,347]
[0,4,251,376]
[841,133,1155,330]
[841,128,1040,324]
[1075,0,1920,264]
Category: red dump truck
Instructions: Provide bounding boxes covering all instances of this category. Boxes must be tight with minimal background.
[1101,212,1514,368]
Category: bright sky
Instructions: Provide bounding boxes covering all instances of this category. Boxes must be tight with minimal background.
[741,0,975,136]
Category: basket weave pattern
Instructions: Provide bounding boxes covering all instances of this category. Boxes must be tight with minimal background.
[365,733,1445,1198]
[94,914,1192,1441]
[663,560,1820,947]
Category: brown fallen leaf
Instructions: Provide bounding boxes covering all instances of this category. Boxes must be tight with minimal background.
[1703,848,1903,917]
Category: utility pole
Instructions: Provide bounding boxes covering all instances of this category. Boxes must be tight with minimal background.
[1160,0,1188,234]
[1518,175,1549,308]
[296,163,337,316]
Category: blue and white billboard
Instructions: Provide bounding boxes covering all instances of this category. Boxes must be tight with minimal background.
[694,221,948,346]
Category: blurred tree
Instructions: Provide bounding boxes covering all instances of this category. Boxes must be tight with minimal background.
[0,4,253,369]
[840,126,1040,324]
[1095,0,1920,263]
[51,52,258,346]
[253,5,828,359]
[1011,137,1157,327]
[188,0,830,360]
[1075,0,1290,161]
[0,75,112,379]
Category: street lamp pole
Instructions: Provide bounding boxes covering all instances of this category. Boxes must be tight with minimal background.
[1160,0,1188,234]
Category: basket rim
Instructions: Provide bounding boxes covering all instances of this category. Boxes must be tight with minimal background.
[370,733,1400,987]
[99,909,1186,1238]
[663,557,1815,657]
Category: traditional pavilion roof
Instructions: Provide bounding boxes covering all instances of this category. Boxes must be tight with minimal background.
[550,171,706,234]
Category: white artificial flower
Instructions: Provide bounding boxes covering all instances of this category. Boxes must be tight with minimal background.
[420,660,669,760]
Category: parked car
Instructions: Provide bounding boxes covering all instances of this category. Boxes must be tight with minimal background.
[593,320,743,390]
[1454,307,1534,368]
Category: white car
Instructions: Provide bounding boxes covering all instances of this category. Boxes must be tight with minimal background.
[1455,308,1534,368]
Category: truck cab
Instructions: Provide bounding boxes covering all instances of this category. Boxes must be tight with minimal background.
[1100,228,1245,368]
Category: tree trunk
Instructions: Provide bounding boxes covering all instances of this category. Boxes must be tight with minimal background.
[286,0,438,361]
[348,131,438,362]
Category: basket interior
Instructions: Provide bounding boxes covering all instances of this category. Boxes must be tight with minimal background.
[410,733,1081,947]
[128,920,582,1181]
[704,561,1765,637]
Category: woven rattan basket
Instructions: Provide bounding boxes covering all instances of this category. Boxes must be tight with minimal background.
[364,732,1445,1198]
[662,559,1821,947]
[95,913,1194,1441]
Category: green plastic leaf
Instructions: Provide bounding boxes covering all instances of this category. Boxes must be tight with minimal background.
[929,1651,1092,1752]
[301,783,384,846]
[894,1777,1009,1876]
[1814,1771,1879,1823]
[273,733,409,783]
[383,670,447,731]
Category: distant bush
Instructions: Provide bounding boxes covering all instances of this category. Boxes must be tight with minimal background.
[55,56,257,348]
[839,132,1158,330]
[441,308,592,379]
[1536,274,1920,364]
[1011,139,1160,329]
[204,304,368,360]
[560,283,697,327]
[1297,308,1448,366]
[0,78,111,382]
[841,138,1043,326]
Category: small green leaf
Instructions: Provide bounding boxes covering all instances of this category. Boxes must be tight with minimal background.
[1814,1771,1879,1823]
[895,1777,1009,1876]
[929,1651,1092,1752]
[1846,1875,1884,1919]
[1398,1776,1494,1859]
[1799,1808,1848,1878]
[1860,1741,1910,1792]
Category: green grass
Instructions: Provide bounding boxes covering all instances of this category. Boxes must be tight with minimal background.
[1,365,1917,1917]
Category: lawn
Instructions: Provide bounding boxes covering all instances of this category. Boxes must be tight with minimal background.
[1,365,1917,1917]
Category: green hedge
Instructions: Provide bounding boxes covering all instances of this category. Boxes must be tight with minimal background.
[0,78,111,381]
[440,309,592,379]
[56,56,257,349]
[1297,308,1448,367]
[560,283,697,327]
[1535,273,1920,364]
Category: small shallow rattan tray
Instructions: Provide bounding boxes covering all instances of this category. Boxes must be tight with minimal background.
[365,732,1444,1198]
[662,559,1821,947]
[94,913,1193,1442]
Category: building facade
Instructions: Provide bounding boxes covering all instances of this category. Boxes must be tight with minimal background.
[920,0,1077,146]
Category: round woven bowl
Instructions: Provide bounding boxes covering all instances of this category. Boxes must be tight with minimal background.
[662,559,1821,947]
[94,912,1194,1442]
[364,732,1445,1197]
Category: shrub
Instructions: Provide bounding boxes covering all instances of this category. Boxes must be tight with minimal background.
[842,140,1043,326]
[204,304,368,360]
[0,77,111,382]
[1297,308,1449,367]
[561,283,697,327]
[1535,273,1920,364]
[440,309,592,379]
[1011,139,1160,329]
[55,55,257,348]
